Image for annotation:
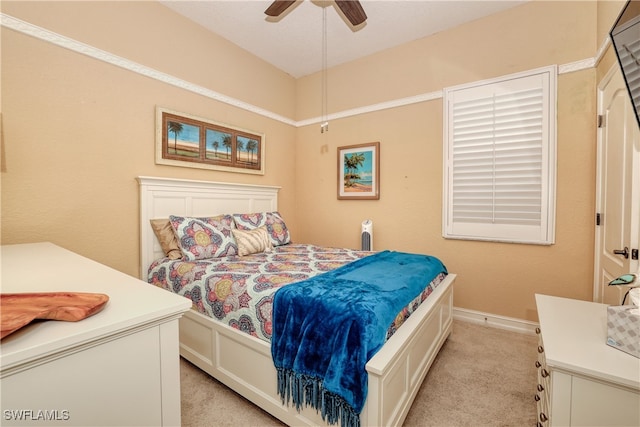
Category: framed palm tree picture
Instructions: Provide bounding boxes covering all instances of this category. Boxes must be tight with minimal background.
[337,142,380,200]
[156,107,264,174]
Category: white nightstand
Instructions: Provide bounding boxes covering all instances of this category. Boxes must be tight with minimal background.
[535,294,640,427]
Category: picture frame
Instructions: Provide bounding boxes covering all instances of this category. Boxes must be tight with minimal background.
[156,107,265,175]
[337,142,380,200]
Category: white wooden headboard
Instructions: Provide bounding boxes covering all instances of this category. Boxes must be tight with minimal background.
[137,176,280,279]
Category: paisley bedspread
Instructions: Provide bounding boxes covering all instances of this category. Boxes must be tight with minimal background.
[148,243,447,343]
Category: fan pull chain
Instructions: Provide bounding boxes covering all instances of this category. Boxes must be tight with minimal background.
[321,6,329,133]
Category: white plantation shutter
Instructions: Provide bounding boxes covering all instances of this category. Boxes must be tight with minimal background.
[443,66,556,244]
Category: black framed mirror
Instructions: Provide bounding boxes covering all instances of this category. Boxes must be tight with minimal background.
[610,0,640,127]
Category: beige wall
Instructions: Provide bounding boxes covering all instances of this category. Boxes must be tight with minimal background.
[1,1,297,277]
[0,0,626,322]
[597,0,627,46]
[294,0,600,322]
[597,0,628,82]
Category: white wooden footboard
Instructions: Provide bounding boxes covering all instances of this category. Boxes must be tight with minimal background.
[179,273,455,427]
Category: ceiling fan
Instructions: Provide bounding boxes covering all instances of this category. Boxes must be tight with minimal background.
[264,0,367,26]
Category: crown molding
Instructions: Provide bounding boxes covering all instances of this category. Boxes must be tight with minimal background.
[558,57,597,74]
[2,12,599,129]
[594,35,612,67]
[0,14,296,127]
[296,91,444,127]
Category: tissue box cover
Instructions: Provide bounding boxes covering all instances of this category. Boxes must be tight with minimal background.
[607,305,640,359]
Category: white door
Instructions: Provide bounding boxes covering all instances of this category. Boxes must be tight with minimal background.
[594,66,640,305]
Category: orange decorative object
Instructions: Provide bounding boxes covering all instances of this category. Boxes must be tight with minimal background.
[0,292,109,339]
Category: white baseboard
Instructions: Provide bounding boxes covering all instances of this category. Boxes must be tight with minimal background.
[453,307,539,336]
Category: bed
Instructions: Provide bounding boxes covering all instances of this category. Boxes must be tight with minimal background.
[137,176,456,427]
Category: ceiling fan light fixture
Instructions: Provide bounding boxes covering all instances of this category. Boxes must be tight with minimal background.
[263,0,367,133]
[264,0,367,27]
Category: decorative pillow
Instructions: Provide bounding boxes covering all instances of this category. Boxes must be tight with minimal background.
[149,219,182,260]
[233,211,291,246]
[232,226,273,256]
[169,214,238,260]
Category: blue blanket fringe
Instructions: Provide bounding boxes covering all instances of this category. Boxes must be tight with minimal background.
[277,368,360,427]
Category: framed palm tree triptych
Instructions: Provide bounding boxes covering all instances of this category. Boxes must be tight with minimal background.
[337,142,380,200]
[156,107,264,175]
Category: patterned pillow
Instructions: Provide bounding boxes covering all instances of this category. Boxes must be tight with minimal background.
[150,219,182,260]
[169,214,238,260]
[232,226,273,256]
[233,211,291,246]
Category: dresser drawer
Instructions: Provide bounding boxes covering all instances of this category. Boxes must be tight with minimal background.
[535,327,550,426]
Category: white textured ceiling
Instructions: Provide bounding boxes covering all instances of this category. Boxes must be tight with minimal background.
[160,0,529,78]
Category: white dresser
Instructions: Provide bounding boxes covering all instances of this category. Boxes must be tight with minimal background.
[535,294,640,427]
[1,243,191,426]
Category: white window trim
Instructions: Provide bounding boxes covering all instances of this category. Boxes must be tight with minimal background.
[442,66,557,245]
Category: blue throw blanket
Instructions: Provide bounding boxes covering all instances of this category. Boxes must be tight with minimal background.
[271,250,447,427]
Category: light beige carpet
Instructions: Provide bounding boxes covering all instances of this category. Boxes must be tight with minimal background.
[180,320,537,427]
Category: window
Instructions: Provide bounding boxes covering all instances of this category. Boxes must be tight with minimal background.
[443,66,557,245]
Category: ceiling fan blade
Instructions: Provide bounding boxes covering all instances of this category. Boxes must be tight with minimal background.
[265,1,297,17]
[335,0,367,26]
